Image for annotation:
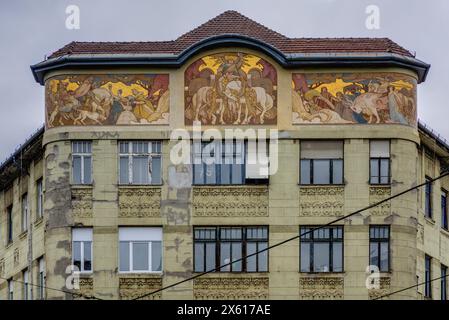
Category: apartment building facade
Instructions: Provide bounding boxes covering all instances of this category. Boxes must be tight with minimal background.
[0,11,448,300]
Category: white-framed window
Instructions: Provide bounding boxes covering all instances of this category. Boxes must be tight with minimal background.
[119,141,162,185]
[36,178,44,219]
[21,193,28,232]
[119,227,163,273]
[72,228,93,273]
[8,278,13,300]
[72,141,92,185]
[23,269,31,300]
[370,140,390,184]
[38,257,46,300]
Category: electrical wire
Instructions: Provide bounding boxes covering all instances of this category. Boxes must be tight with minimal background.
[132,170,449,300]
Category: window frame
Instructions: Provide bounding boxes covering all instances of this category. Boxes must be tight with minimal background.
[71,141,93,185]
[425,254,432,298]
[442,264,447,301]
[118,141,162,185]
[118,227,163,274]
[8,278,13,300]
[21,193,28,233]
[193,226,269,273]
[299,225,344,273]
[36,178,44,219]
[23,269,30,300]
[442,189,448,230]
[192,140,247,186]
[299,140,344,186]
[425,176,433,219]
[369,140,391,185]
[369,225,390,272]
[7,205,13,244]
[71,228,93,274]
[38,257,46,300]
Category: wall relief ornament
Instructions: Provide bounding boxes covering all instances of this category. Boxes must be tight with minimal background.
[299,187,344,217]
[192,186,269,217]
[71,188,93,218]
[74,278,94,300]
[299,277,344,300]
[118,188,161,218]
[369,187,391,216]
[119,277,162,300]
[368,277,391,300]
[193,277,269,300]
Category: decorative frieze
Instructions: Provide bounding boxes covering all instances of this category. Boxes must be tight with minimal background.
[369,187,391,216]
[194,277,269,300]
[299,277,344,300]
[299,187,344,217]
[192,187,268,217]
[368,277,391,300]
[118,188,161,218]
[71,188,93,218]
[119,277,162,300]
[74,278,94,300]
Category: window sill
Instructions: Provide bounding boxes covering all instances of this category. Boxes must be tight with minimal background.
[441,228,449,238]
[193,271,269,275]
[118,272,163,276]
[298,272,345,275]
[71,184,93,189]
[298,184,345,187]
[34,217,44,228]
[192,184,268,188]
[6,241,13,249]
[118,184,162,188]
[19,231,28,240]
[369,184,391,187]
[424,217,436,226]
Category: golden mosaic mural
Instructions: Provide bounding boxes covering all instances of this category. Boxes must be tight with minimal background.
[185,52,277,125]
[45,74,169,127]
[292,73,417,126]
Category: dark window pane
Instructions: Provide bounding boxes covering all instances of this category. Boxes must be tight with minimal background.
[220,243,231,272]
[380,242,389,271]
[258,242,268,272]
[246,242,257,272]
[380,159,389,183]
[232,243,242,271]
[313,160,330,184]
[333,242,343,272]
[119,242,130,272]
[370,243,379,267]
[152,241,162,271]
[205,164,216,184]
[119,157,129,184]
[300,243,311,272]
[132,156,149,184]
[83,156,92,184]
[133,242,149,271]
[332,160,343,184]
[193,164,204,185]
[370,159,379,184]
[205,243,216,272]
[194,243,204,272]
[73,242,81,271]
[231,164,244,184]
[221,164,231,185]
[83,241,92,271]
[151,156,162,185]
[313,243,330,272]
[300,160,311,184]
[73,156,82,184]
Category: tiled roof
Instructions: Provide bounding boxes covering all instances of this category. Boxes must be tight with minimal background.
[48,11,413,58]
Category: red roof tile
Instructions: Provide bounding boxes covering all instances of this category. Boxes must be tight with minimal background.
[49,11,413,58]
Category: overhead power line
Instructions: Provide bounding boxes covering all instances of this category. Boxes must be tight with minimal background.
[132,170,449,300]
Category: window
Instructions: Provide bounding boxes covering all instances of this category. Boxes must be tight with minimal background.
[300,141,343,185]
[193,141,245,185]
[38,257,46,300]
[72,228,93,273]
[72,141,92,185]
[425,177,433,219]
[442,190,448,230]
[36,178,43,219]
[442,264,447,301]
[369,226,390,272]
[23,269,30,300]
[300,226,343,273]
[425,255,432,298]
[370,140,390,184]
[8,278,13,300]
[119,141,162,185]
[119,227,162,273]
[7,205,13,243]
[21,193,28,232]
[194,227,268,273]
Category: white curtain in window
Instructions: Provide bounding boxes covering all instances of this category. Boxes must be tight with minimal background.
[72,228,93,242]
[301,141,343,159]
[370,140,390,157]
[119,227,162,242]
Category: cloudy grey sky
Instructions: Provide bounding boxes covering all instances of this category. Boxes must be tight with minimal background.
[0,0,448,161]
